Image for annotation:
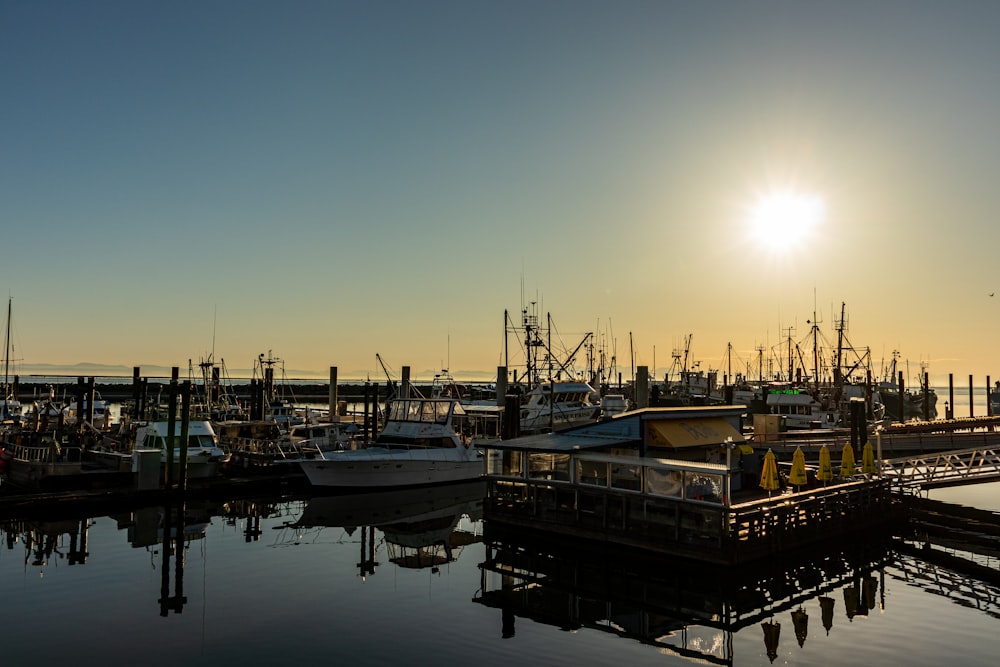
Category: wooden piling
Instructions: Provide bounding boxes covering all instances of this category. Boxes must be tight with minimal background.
[165,367,179,488]
[131,367,140,419]
[87,376,95,425]
[178,381,190,492]
[363,382,371,443]
[76,377,85,433]
[989,376,993,417]
[496,366,507,407]
[328,367,338,417]
[636,366,649,409]
[969,375,975,418]
[922,372,930,420]
[898,371,905,423]
[949,374,955,420]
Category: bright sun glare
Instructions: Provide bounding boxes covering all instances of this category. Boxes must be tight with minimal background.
[748,191,825,252]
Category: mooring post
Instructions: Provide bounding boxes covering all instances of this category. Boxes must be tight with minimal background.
[87,376,95,426]
[988,376,993,417]
[363,382,371,443]
[949,374,955,420]
[76,376,85,433]
[328,367,338,419]
[969,375,974,418]
[165,367,179,489]
[132,366,141,420]
[898,371,905,423]
[636,366,649,409]
[923,372,930,421]
[496,366,507,407]
[178,381,190,491]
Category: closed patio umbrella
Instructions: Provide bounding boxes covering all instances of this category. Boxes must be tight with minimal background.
[840,442,856,478]
[762,620,780,663]
[819,596,835,635]
[788,446,808,491]
[760,448,780,497]
[816,445,833,485]
[791,607,808,647]
[861,441,877,475]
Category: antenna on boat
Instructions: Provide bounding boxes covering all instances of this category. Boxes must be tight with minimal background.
[211,304,217,363]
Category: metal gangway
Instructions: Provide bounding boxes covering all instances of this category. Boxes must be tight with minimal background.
[880,446,1000,491]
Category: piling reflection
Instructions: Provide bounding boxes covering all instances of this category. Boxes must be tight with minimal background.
[3,517,90,573]
[474,524,894,665]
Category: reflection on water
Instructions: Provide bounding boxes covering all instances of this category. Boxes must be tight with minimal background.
[2,483,999,667]
[475,523,896,664]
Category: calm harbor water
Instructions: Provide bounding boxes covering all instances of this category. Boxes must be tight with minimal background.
[2,390,998,666]
[1,476,998,667]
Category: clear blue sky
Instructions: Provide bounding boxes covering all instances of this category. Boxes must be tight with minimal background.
[3,1,1000,385]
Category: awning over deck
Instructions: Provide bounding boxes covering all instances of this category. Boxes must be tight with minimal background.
[646,417,745,449]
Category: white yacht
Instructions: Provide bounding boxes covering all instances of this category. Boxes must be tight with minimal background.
[297,397,500,489]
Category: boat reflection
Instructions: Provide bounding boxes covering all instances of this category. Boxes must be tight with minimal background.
[294,481,485,576]
[475,524,897,665]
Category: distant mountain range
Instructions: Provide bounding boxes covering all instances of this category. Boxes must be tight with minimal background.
[8,362,500,382]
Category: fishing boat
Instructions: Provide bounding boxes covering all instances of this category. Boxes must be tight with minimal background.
[297,397,500,489]
[764,387,841,429]
[132,420,230,479]
[61,394,113,430]
[874,355,938,421]
[518,380,603,434]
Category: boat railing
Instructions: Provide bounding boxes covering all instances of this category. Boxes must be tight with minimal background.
[4,439,83,464]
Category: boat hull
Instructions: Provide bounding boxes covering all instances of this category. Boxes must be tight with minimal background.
[298,447,484,489]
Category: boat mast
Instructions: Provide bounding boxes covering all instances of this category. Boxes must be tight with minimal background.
[3,297,11,399]
[835,301,846,390]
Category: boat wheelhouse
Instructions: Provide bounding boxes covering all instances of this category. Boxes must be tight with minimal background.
[519,380,602,434]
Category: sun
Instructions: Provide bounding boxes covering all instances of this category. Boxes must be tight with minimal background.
[747,190,825,252]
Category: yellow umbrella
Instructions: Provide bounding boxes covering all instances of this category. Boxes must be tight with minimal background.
[760,448,780,496]
[788,447,808,490]
[816,445,833,485]
[861,441,877,475]
[840,442,856,478]
[791,607,808,648]
[762,620,780,663]
[819,596,835,635]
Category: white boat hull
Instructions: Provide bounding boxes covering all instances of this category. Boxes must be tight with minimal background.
[298,447,484,489]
